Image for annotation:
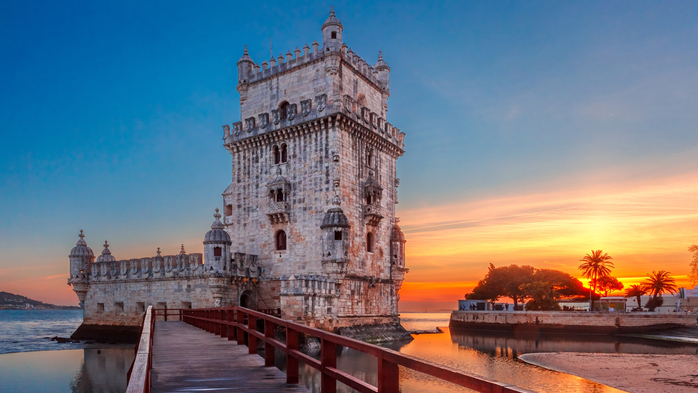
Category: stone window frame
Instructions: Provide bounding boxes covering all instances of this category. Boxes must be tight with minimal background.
[272,143,288,165]
[279,101,289,120]
[275,229,287,251]
[213,247,222,257]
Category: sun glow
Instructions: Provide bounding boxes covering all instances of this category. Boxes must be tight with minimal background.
[399,172,698,311]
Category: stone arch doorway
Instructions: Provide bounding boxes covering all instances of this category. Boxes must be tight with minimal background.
[240,290,255,310]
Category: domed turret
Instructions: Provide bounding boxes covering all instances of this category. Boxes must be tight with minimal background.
[321,196,351,271]
[390,218,406,268]
[96,240,116,262]
[204,208,232,274]
[321,7,343,52]
[70,230,94,258]
[321,195,350,229]
[237,45,254,84]
[374,51,390,90]
[69,230,94,288]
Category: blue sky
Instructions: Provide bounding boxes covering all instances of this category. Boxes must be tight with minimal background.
[2,1,697,307]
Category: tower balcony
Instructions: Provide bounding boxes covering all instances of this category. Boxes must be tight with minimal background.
[363,202,383,226]
[266,201,290,224]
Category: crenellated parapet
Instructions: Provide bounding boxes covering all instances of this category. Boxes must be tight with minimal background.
[87,251,205,282]
[279,274,340,298]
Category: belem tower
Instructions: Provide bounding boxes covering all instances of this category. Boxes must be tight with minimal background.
[68,9,408,341]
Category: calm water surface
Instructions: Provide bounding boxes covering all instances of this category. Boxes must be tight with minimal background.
[296,313,698,393]
[0,310,133,392]
[2,311,697,392]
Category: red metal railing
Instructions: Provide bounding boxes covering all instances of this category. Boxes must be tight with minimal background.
[180,307,531,393]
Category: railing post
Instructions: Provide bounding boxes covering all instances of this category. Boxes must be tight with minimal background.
[248,314,257,355]
[164,307,167,322]
[321,337,337,392]
[264,319,275,367]
[219,309,225,337]
[179,309,182,321]
[377,352,399,393]
[237,309,245,345]
[286,327,299,384]
[227,309,235,341]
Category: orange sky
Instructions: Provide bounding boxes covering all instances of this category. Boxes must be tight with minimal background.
[2,171,697,310]
[398,171,698,311]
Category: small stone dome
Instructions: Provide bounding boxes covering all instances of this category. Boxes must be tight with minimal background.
[374,51,390,71]
[391,220,406,243]
[321,196,350,229]
[322,6,343,30]
[69,230,94,257]
[96,240,116,262]
[204,208,232,245]
[237,45,253,65]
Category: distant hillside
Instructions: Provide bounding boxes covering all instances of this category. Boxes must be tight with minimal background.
[0,291,81,310]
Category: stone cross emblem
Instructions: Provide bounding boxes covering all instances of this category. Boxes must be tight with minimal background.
[301,99,312,116]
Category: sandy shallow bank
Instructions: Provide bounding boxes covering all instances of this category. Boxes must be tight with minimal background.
[519,352,698,393]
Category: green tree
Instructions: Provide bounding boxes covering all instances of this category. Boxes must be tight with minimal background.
[465,264,535,309]
[522,269,588,311]
[689,244,698,286]
[591,275,624,297]
[498,265,535,309]
[624,284,646,311]
[578,250,614,310]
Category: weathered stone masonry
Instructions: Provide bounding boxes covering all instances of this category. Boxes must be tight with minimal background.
[68,9,408,339]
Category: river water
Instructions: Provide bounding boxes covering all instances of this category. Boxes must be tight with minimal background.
[1,310,697,392]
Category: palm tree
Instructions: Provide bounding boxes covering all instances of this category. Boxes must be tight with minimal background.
[624,284,646,311]
[578,250,614,311]
[643,270,678,299]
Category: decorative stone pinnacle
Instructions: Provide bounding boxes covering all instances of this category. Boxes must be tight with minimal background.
[76,230,87,246]
[378,50,383,60]
[244,45,248,54]
[157,247,161,256]
[180,244,186,254]
[214,208,221,220]
[330,5,335,16]
[332,195,341,207]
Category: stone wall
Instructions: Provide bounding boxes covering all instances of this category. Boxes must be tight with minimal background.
[450,311,698,334]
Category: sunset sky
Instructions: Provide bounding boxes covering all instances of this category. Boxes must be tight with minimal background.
[1,1,697,310]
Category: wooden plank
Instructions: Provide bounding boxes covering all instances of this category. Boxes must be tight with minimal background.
[151,321,308,393]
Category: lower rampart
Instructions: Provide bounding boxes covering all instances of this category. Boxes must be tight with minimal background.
[450,311,698,335]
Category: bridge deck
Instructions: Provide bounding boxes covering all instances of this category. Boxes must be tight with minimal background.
[151,321,308,393]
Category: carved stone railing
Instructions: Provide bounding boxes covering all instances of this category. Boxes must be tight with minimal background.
[279,274,339,297]
[266,201,289,224]
[363,203,383,226]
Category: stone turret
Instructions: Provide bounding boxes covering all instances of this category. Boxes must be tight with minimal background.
[68,230,94,307]
[204,208,232,274]
[321,6,343,52]
[321,195,351,279]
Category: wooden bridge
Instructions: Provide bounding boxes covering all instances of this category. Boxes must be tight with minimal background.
[126,306,532,393]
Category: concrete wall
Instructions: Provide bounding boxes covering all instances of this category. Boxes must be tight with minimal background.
[450,311,698,334]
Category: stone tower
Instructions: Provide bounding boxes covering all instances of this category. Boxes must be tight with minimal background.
[221,8,408,330]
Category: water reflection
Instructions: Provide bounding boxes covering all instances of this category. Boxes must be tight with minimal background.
[451,328,698,358]
[292,321,698,393]
[0,348,134,393]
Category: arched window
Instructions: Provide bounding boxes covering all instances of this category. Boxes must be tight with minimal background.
[276,189,284,202]
[273,145,280,164]
[279,102,289,120]
[366,149,373,167]
[366,194,373,205]
[276,230,287,251]
[280,143,288,163]
[366,232,374,253]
